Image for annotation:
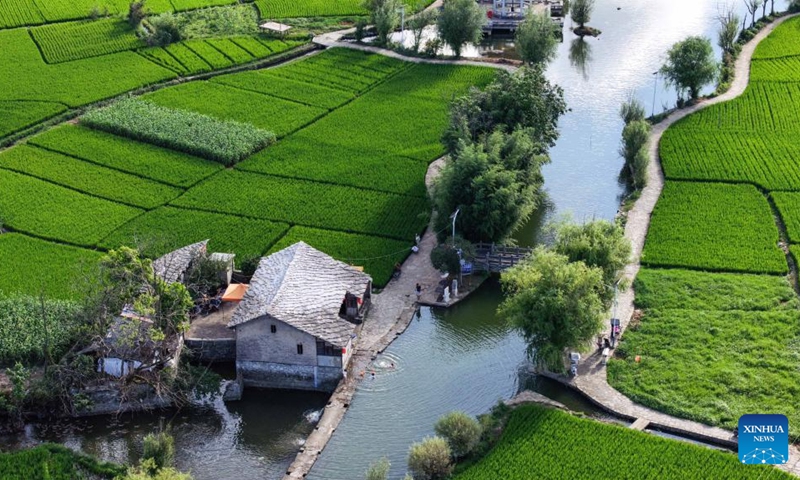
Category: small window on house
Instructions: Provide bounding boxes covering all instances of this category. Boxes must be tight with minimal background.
[297,344,304,355]
[270,324,276,333]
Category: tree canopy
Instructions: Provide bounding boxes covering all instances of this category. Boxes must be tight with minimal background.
[570,0,595,29]
[515,11,559,66]
[660,36,718,100]
[433,129,548,242]
[437,0,486,58]
[364,0,400,45]
[499,247,605,371]
[553,219,631,306]
[442,65,566,154]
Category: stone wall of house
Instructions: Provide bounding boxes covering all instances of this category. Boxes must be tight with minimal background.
[237,361,342,391]
[235,317,318,366]
[185,338,236,363]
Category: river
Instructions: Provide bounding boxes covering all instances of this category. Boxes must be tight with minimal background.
[3,1,787,478]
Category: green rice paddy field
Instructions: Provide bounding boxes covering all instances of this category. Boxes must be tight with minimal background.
[0,48,497,296]
[610,16,800,435]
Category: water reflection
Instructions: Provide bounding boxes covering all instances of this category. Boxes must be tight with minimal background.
[307,281,602,480]
[568,36,593,80]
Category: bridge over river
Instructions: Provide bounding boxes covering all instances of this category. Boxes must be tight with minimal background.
[473,242,533,272]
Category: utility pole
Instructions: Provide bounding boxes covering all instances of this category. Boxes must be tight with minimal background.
[651,71,659,117]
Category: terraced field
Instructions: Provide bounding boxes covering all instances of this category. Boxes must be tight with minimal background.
[612,16,800,436]
[0,48,496,292]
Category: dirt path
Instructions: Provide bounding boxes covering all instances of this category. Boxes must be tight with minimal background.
[543,14,800,476]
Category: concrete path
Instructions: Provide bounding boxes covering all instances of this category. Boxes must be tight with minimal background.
[313,27,518,72]
[544,14,800,476]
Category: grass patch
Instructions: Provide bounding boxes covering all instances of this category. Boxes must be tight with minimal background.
[0,168,143,246]
[29,125,222,188]
[609,268,800,436]
[0,443,124,479]
[81,97,275,165]
[30,18,144,64]
[0,100,66,139]
[452,404,788,480]
[170,170,430,241]
[143,81,326,138]
[0,233,102,301]
[100,206,290,267]
[0,29,175,108]
[0,145,182,209]
[641,181,786,274]
[212,69,356,109]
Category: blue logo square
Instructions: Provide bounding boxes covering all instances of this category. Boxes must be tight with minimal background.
[738,414,789,465]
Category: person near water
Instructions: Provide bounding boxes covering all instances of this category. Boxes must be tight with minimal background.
[415,283,422,300]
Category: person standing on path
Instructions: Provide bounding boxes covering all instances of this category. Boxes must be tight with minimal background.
[415,283,422,301]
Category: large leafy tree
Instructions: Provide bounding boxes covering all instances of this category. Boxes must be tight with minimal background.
[499,247,605,371]
[433,129,548,242]
[364,0,401,45]
[437,0,486,58]
[442,65,567,154]
[553,219,631,306]
[660,36,718,100]
[570,0,595,30]
[515,11,559,66]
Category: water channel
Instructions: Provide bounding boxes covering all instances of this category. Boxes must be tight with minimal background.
[3,1,788,478]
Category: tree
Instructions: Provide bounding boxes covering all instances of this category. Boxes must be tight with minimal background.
[442,65,567,153]
[121,461,192,480]
[498,247,605,371]
[407,436,453,480]
[716,6,740,56]
[743,0,762,28]
[618,120,650,188]
[570,0,595,30]
[146,13,182,46]
[433,411,483,459]
[364,0,401,46]
[365,457,390,480]
[619,95,646,125]
[433,129,548,242]
[128,1,147,28]
[552,219,631,306]
[409,9,437,52]
[437,0,486,58]
[659,36,717,101]
[515,11,558,65]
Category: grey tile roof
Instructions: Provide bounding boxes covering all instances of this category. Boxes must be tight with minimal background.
[227,242,372,347]
[153,240,208,284]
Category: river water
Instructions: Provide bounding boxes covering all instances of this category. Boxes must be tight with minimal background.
[3,1,787,478]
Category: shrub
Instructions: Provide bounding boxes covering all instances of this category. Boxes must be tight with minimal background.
[142,431,175,472]
[129,1,147,28]
[365,457,390,480]
[407,436,453,480]
[433,411,483,459]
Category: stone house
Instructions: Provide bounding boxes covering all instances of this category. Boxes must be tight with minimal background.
[227,242,372,392]
[97,241,207,378]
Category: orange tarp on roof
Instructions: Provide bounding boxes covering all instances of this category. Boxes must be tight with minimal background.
[222,283,249,302]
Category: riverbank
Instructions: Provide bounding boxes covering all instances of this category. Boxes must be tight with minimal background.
[284,154,488,478]
[543,13,800,476]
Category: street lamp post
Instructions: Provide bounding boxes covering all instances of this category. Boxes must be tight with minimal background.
[651,70,659,117]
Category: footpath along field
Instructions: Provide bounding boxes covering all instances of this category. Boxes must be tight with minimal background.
[452,405,789,480]
[611,16,800,436]
[0,48,497,297]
